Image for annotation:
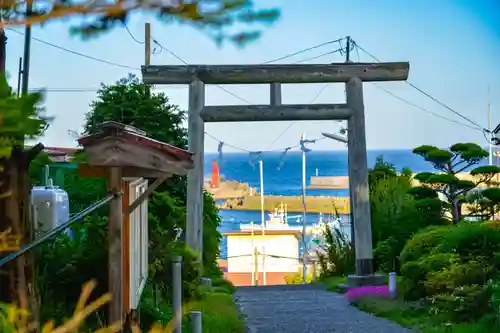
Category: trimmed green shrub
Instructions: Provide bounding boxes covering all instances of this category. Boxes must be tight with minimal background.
[400,222,500,321]
[429,284,492,322]
[424,260,491,295]
[399,225,450,264]
[400,253,458,301]
[434,222,500,259]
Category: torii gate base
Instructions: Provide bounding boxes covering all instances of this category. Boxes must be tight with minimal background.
[142,62,410,285]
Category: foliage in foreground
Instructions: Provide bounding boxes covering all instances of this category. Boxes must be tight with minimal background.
[400,221,500,324]
[0,74,49,167]
[1,0,280,47]
[0,279,244,333]
[352,295,498,333]
[316,222,354,279]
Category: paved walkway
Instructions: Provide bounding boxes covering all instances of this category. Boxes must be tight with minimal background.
[233,285,412,333]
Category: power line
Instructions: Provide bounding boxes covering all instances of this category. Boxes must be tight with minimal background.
[263,37,346,64]
[124,24,144,44]
[151,38,188,65]
[374,84,482,131]
[151,37,253,104]
[26,86,188,92]
[292,47,344,64]
[7,26,340,152]
[352,40,486,131]
[205,131,326,154]
[204,132,251,152]
[265,42,349,149]
[265,83,332,150]
[6,28,139,71]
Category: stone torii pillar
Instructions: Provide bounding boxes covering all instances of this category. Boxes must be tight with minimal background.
[141,62,410,283]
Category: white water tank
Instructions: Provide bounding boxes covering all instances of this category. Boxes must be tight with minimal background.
[30,179,70,235]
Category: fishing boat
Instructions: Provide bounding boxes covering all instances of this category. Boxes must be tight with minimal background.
[308,213,343,237]
[239,202,303,231]
[239,202,344,234]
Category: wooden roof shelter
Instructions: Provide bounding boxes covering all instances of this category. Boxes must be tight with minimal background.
[77,121,193,177]
[77,121,194,329]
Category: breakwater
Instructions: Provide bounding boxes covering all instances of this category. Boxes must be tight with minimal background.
[218,195,349,214]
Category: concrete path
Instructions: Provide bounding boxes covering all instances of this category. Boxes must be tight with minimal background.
[233,285,412,333]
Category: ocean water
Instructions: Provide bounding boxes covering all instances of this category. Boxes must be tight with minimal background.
[204,149,485,259]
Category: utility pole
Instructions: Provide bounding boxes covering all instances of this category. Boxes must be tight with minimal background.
[259,159,266,285]
[21,3,32,95]
[144,23,151,66]
[488,85,493,165]
[301,132,308,284]
[345,36,351,63]
[16,57,22,97]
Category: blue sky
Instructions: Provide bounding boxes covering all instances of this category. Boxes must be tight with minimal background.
[6,0,500,152]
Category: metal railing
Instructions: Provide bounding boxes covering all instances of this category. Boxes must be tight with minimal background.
[0,194,115,267]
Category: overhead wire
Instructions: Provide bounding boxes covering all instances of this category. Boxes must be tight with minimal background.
[292,47,344,64]
[6,25,341,153]
[205,131,327,154]
[352,40,486,132]
[374,84,482,131]
[263,37,346,64]
[265,40,349,150]
[26,86,187,92]
[151,37,253,105]
[123,23,144,44]
[6,28,139,71]
[149,36,347,106]
[265,83,332,150]
[150,34,348,150]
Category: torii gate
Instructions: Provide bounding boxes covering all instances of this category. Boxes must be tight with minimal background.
[141,62,410,284]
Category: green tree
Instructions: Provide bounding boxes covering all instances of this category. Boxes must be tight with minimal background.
[368,156,445,272]
[411,143,500,223]
[36,73,222,326]
[368,155,398,190]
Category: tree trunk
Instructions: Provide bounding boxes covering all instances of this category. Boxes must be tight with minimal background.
[0,152,30,311]
[0,28,6,74]
[451,199,461,224]
[0,27,40,324]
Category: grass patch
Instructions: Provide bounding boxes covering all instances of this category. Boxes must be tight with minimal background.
[321,273,403,293]
[184,292,244,333]
[352,296,496,333]
[353,296,427,328]
[321,276,348,292]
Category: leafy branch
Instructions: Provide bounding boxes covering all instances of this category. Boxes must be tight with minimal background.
[0,0,280,46]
